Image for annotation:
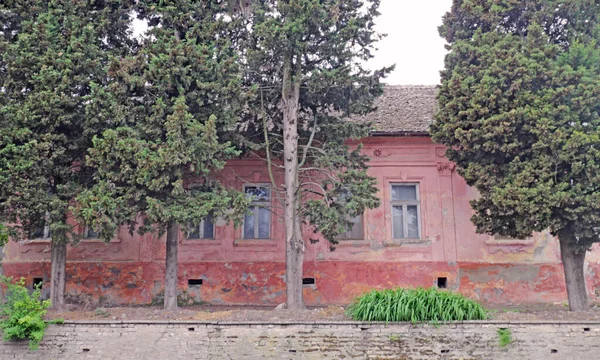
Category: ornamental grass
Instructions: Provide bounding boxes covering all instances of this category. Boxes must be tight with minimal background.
[346,287,488,322]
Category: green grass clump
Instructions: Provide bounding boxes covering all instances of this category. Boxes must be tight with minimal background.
[346,287,488,322]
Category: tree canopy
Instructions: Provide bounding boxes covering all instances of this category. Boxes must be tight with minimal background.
[0,0,134,306]
[432,0,600,311]
[235,0,391,309]
[76,0,251,309]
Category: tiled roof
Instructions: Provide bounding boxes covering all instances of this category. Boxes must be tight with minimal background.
[352,85,438,134]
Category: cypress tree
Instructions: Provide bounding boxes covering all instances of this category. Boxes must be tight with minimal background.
[234,0,392,309]
[0,0,134,307]
[76,1,250,310]
[433,0,600,311]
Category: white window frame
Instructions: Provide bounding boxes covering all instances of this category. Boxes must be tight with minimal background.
[243,184,271,239]
[390,183,421,239]
[187,216,215,240]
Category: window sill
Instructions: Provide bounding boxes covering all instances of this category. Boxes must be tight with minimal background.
[20,239,51,245]
[234,239,278,248]
[383,238,431,247]
[181,239,222,246]
[80,238,122,244]
[334,239,370,248]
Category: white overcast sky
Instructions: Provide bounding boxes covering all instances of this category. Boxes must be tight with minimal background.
[133,0,452,85]
[367,0,453,85]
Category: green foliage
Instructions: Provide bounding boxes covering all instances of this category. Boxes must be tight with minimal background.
[0,277,54,350]
[497,328,512,347]
[0,0,134,243]
[236,0,392,244]
[0,224,7,247]
[346,287,488,322]
[432,1,600,247]
[76,0,250,237]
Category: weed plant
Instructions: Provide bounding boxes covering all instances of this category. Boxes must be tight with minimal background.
[0,277,63,350]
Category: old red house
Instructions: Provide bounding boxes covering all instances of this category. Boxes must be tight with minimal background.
[3,85,600,306]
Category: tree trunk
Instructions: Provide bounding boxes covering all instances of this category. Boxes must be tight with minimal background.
[164,220,179,310]
[559,234,589,311]
[282,55,305,310]
[50,241,67,308]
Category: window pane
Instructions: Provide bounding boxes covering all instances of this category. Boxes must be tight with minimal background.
[392,206,404,238]
[347,215,363,239]
[32,227,44,239]
[407,206,419,238]
[187,223,200,239]
[391,185,417,201]
[243,209,255,239]
[258,207,270,239]
[203,215,214,239]
[246,186,270,202]
[86,228,99,239]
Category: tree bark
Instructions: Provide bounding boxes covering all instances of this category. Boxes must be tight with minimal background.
[50,240,67,308]
[164,220,179,310]
[282,55,305,310]
[559,234,589,311]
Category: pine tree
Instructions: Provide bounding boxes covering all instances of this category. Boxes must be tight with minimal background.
[432,0,600,311]
[76,0,251,310]
[0,0,133,307]
[234,0,392,310]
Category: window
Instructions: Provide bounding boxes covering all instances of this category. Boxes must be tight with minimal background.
[336,214,364,240]
[187,215,215,240]
[334,190,364,240]
[243,185,270,239]
[391,184,420,239]
[32,212,51,239]
[84,226,99,239]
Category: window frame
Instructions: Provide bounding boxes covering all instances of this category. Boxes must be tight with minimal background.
[243,184,271,239]
[390,183,421,239]
[335,213,365,241]
[186,215,215,240]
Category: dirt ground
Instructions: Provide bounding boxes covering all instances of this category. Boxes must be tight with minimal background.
[45,304,600,322]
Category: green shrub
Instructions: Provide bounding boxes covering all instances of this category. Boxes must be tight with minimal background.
[346,287,488,322]
[0,277,57,350]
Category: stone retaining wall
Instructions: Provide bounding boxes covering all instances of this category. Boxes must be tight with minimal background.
[2,320,600,359]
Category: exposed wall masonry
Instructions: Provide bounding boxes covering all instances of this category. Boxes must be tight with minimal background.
[2,321,600,359]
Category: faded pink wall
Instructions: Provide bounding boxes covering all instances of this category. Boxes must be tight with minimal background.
[3,136,600,306]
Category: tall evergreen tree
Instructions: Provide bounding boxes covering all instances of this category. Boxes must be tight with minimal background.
[432,0,600,311]
[234,0,392,309]
[76,0,250,310]
[0,0,133,307]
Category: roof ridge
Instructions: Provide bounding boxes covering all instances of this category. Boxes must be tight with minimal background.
[383,84,438,89]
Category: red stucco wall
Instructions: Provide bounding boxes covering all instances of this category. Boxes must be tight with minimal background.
[3,136,600,306]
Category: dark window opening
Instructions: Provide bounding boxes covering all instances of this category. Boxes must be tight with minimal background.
[302,277,315,285]
[33,278,43,289]
[437,277,447,289]
[188,279,203,286]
